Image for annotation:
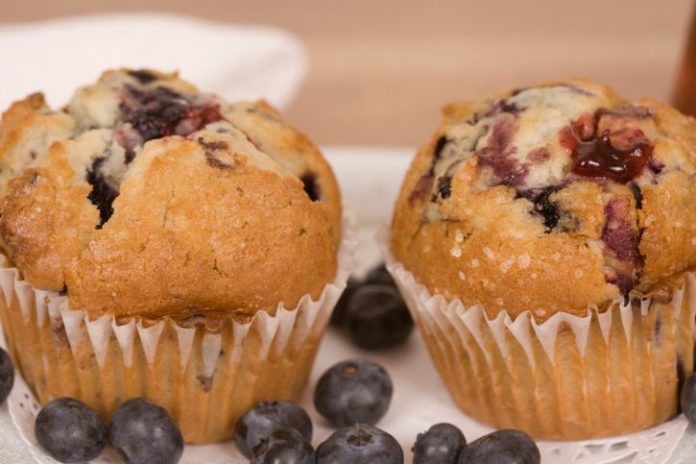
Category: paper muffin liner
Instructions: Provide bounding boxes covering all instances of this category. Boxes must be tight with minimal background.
[381,233,696,440]
[0,214,356,444]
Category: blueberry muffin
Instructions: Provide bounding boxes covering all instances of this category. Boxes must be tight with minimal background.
[0,69,349,443]
[389,81,696,439]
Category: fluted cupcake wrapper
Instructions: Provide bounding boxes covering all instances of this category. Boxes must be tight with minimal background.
[382,237,696,440]
[0,214,356,444]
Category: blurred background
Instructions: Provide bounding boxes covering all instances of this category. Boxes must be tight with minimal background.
[1,0,694,147]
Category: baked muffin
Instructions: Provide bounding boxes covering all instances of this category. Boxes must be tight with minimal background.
[389,80,696,439]
[0,69,352,443]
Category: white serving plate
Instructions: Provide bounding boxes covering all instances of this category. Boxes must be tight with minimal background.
[0,147,694,464]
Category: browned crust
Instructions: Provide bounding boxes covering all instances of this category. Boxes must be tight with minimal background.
[0,93,75,192]
[0,71,342,319]
[65,137,338,318]
[223,99,342,244]
[638,99,696,288]
[391,80,696,320]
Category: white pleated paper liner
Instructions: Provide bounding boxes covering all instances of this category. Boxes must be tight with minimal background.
[0,213,356,445]
[380,228,696,441]
[2,219,692,464]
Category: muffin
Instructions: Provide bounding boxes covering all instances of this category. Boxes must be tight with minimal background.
[389,80,696,439]
[0,69,353,443]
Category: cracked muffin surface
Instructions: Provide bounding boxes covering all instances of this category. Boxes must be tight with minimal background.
[0,69,341,319]
[391,80,696,319]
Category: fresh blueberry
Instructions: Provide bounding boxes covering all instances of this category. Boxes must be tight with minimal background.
[331,277,360,327]
[364,263,397,287]
[316,423,403,464]
[346,285,413,350]
[109,398,183,464]
[458,430,540,464]
[314,359,393,427]
[413,423,466,464]
[234,401,313,458]
[251,427,315,464]
[681,373,696,424]
[0,347,14,405]
[34,397,107,463]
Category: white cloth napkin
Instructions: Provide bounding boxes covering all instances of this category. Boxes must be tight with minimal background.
[0,13,307,111]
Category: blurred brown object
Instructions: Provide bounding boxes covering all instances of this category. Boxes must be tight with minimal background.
[674,5,696,116]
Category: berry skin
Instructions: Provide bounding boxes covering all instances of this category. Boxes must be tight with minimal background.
[120,85,221,142]
[314,359,393,427]
[251,427,315,464]
[109,398,183,464]
[234,401,313,458]
[364,263,397,287]
[681,373,696,424]
[331,277,360,327]
[0,347,14,405]
[34,397,107,463]
[458,430,540,464]
[346,285,413,350]
[316,423,403,464]
[413,423,466,464]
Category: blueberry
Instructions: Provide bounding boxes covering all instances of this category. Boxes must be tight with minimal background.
[331,277,360,327]
[300,171,321,202]
[234,401,313,458]
[364,263,397,287]
[413,423,466,464]
[316,423,403,464]
[120,85,221,142]
[314,359,393,427]
[681,373,696,424]
[251,427,315,464]
[0,347,14,405]
[34,397,107,463]
[458,430,540,464]
[346,285,413,350]
[109,398,183,464]
[86,156,119,227]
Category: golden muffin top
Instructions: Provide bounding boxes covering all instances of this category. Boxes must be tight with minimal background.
[0,69,341,319]
[392,80,696,319]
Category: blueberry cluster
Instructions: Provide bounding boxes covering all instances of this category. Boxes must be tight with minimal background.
[413,424,542,464]
[234,357,544,463]
[331,262,414,350]
[0,345,184,464]
[234,401,313,458]
[235,359,400,463]
[35,397,182,464]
